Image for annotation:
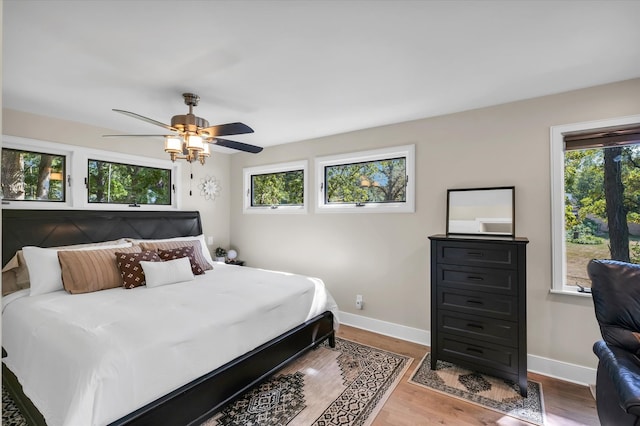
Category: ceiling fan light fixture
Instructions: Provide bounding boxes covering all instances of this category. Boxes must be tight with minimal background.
[198,143,211,165]
[164,136,182,154]
[186,134,204,151]
[107,93,262,166]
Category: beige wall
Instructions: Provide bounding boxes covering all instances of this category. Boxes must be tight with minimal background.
[230,78,640,369]
[3,79,639,371]
[1,109,233,251]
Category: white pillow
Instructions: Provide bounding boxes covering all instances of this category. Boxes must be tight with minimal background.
[130,234,214,267]
[22,242,133,296]
[140,257,195,288]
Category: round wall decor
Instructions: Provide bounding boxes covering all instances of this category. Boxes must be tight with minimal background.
[199,176,221,201]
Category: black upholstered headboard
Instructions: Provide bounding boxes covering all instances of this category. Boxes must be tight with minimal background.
[2,210,203,267]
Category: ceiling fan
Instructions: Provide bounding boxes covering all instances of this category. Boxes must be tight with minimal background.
[104,93,262,165]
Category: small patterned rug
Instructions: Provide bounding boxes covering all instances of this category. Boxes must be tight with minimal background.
[3,338,411,426]
[409,353,545,425]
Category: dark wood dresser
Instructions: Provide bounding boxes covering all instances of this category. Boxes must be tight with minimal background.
[429,234,529,396]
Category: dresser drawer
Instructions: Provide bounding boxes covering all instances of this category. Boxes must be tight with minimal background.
[437,333,518,374]
[436,241,517,269]
[438,310,518,347]
[437,287,517,321]
[436,264,517,295]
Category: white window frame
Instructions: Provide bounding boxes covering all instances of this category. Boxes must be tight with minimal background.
[315,144,415,214]
[243,160,308,214]
[549,114,640,296]
[2,135,182,210]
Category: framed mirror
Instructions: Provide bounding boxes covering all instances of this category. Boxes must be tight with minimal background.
[446,186,515,237]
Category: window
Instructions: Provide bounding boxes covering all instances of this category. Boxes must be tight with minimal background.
[1,148,66,202]
[88,159,171,205]
[316,145,415,213]
[2,135,181,210]
[550,115,640,294]
[243,160,308,213]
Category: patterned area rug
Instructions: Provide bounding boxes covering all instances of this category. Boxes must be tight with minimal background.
[203,338,412,426]
[2,338,411,426]
[409,353,545,425]
[2,386,27,426]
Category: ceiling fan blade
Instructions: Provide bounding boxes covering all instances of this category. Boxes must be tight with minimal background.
[213,138,263,154]
[113,109,177,132]
[103,134,174,138]
[200,122,254,137]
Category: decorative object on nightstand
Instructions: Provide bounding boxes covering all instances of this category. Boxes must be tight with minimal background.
[225,249,244,266]
[214,247,227,262]
[199,175,220,201]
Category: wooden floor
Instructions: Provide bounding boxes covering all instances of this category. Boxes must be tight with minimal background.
[337,324,599,426]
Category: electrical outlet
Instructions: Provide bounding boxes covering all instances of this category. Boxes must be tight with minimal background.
[356,294,363,310]
[207,236,214,246]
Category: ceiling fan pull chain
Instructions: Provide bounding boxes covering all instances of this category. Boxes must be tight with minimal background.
[189,169,193,196]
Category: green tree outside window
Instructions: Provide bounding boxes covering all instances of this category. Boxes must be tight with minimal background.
[1,148,65,201]
[325,158,406,204]
[564,144,640,285]
[88,160,171,205]
[251,170,303,206]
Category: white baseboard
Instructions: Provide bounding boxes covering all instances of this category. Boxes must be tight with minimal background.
[528,354,596,386]
[338,311,597,386]
[338,311,431,346]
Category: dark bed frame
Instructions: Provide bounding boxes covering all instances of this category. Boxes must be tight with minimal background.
[2,209,335,426]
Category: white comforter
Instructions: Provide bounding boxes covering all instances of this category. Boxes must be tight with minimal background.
[2,263,338,426]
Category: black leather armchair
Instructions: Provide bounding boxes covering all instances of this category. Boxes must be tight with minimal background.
[589,259,640,425]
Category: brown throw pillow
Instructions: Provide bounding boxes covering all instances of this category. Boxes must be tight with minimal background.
[58,246,141,294]
[116,250,162,289]
[157,245,205,276]
[2,270,22,296]
[140,241,213,271]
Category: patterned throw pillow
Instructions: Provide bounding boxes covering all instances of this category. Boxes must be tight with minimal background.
[157,245,205,276]
[116,250,162,289]
[140,241,213,271]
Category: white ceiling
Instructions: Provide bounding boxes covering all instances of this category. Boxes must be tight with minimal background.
[3,0,640,151]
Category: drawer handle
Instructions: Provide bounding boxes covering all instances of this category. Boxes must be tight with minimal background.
[466,251,484,257]
[466,347,484,354]
[467,323,484,330]
[466,299,484,305]
[467,276,484,281]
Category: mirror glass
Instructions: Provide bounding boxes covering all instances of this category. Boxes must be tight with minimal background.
[446,187,515,237]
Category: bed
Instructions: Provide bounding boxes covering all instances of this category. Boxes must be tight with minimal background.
[1,209,337,426]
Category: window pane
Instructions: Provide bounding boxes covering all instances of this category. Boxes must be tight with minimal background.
[251,170,303,206]
[325,157,406,204]
[564,143,640,287]
[88,159,171,205]
[1,148,66,201]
